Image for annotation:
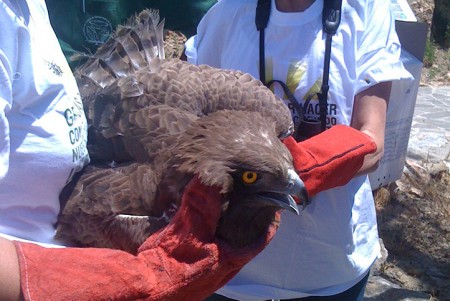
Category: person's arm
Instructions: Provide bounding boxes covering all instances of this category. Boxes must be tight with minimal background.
[351,81,392,175]
[0,177,276,301]
[283,124,376,198]
[0,237,22,301]
[282,81,391,199]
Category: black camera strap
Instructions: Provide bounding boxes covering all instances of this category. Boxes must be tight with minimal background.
[256,0,342,134]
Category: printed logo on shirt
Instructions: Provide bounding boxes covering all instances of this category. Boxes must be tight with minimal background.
[64,92,89,184]
[83,16,113,46]
[265,58,339,128]
[45,60,64,76]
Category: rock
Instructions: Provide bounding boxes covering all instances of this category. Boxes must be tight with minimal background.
[371,239,389,276]
[405,160,431,182]
[410,187,425,197]
[423,161,450,176]
[364,276,433,301]
[406,132,450,164]
[408,0,434,24]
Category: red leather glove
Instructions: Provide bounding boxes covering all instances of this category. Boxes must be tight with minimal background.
[13,177,276,301]
[283,125,377,198]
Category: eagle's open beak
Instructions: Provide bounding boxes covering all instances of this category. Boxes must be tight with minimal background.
[258,169,308,215]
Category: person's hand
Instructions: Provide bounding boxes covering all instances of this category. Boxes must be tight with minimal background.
[13,177,277,301]
[283,125,376,201]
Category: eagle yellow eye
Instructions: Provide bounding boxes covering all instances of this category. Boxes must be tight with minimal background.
[242,171,258,184]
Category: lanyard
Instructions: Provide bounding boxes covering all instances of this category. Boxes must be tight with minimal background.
[256,0,342,136]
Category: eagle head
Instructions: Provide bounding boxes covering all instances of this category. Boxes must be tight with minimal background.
[171,110,305,247]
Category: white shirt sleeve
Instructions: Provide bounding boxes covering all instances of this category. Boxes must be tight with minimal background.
[354,0,412,94]
[185,0,239,67]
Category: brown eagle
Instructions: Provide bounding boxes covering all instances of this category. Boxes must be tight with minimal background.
[55,10,305,253]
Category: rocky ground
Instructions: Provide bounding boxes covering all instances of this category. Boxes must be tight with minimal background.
[365,2,449,301]
[368,161,449,301]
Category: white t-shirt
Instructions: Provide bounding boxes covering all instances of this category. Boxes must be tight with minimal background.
[0,0,89,246]
[186,0,412,299]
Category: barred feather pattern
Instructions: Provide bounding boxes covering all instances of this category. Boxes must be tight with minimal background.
[56,9,296,252]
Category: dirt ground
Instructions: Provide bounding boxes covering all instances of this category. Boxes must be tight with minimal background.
[373,2,450,300]
[420,45,450,87]
[374,161,450,300]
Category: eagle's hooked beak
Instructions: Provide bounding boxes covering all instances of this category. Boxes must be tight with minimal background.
[257,169,308,215]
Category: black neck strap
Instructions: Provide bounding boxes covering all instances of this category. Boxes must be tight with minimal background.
[256,0,271,84]
[256,0,342,133]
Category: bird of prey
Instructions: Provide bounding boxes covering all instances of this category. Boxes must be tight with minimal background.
[56,9,305,253]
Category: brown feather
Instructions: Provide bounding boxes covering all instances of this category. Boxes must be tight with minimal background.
[56,9,298,251]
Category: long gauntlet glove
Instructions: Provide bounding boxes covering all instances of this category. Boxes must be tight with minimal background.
[13,177,277,301]
[283,125,377,199]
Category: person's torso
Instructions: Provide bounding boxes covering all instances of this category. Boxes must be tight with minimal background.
[188,0,382,298]
[0,0,89,245]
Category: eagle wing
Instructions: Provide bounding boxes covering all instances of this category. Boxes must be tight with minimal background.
[57,163,174,253]
[81,58,293,163]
